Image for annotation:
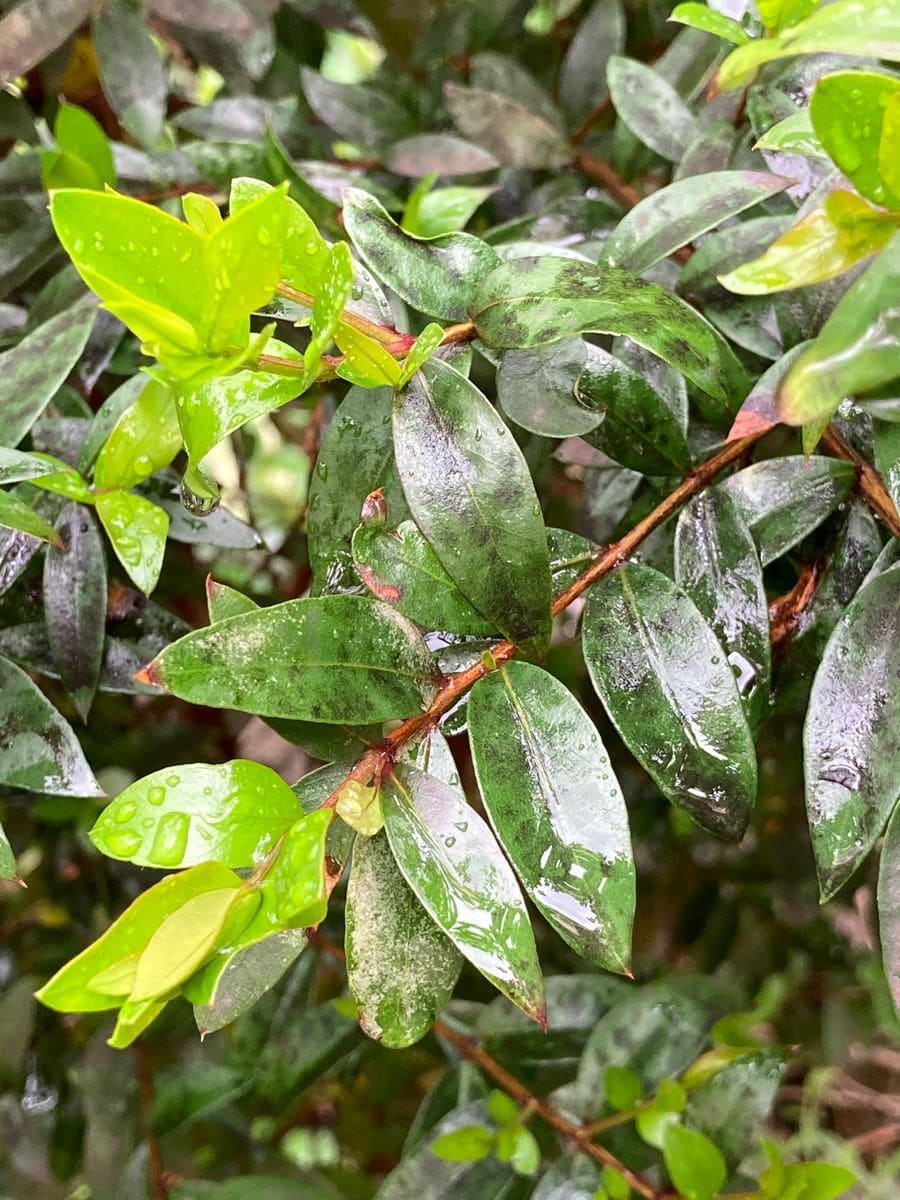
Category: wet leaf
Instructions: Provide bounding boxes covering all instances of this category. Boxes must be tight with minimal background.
[43,502,107,719]
[805,565,900,900]
[874,419,900,513]
[95,489,169,595]
[607,57,697,162]
[383,765,546,1022]
[675,490,770,732]
[0,488,64,545]
[343,189,500,321]
[90,760,301,869]
[877,801,900,1011]
[93,0,167,146]
[496,340,601,439]
[684,1049,784,1167]
[469,661,635,972]
[722,456,856,565]
[669,3,750,44]
[230,175,329,297]
[263,808,332,926]
[583,564,757,840]
[755,109,824,157]
[444,83,572,169]
[346,830,463,1047]
[402,181,493,240]
[192,929,309,1035]
[393,358,551,654]
[94,379,181,490]
[335,323,402,387]
[0,447,67,486]
[143,595,435,722]
[810,70,900,208]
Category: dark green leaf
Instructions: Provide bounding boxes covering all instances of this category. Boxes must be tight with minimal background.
[805,566,900,900]
[469,661,635,973]
[583,564,757,839]
[301,67,416,150]
[444,83,572,170]
[559,0,625,126]
[607,57,697,162]
[0,0,93,81]
[684,1050,784,1167]
[497,341,601,439]
[663,1123,726,1200]
[93,0,167,145]
[874,420,900,514]
[877,802,900,1012]
[43,502,107,719]
[393,359,551,654]
[383,765,546,1023]
[192,929,308,1036]
[675,490,770,732]
[143,595,435,722]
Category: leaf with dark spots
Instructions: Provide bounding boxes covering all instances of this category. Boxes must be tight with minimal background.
[583,564,757,840]
[393,359,551,655]
[496,341,601,439]
[805,565,900,900]
[878,802,900,1011]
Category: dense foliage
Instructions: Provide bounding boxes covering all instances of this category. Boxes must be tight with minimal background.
[1,0,900,1197]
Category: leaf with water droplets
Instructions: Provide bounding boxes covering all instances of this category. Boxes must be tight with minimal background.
[804,565,900,901]
[346,830,462,1048]
[334,321,402,387]
[142,594,435,722]
[305,241,355,374]
[94,379,180,490]
[95,489,169,595]
[583,564,757,840]
[469,661,635,973]
[810,71,900,209]
[90,759,302,869]
[192,928,309,1035]
[0,488,64,546]
[497,340,601,439]
[393,358,551,655]
[383,765,546,1023]
[231,175,329,295]
[669,3,750,45]
[877,802,900,1012]
[262,808,333,926]
[675,490,770,733]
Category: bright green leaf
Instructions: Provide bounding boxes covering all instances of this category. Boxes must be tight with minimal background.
[669,3,750,44]
[94,379,180,489]
[811,71,900,209]
[662,1123,726,1200]
[95,489,169,595]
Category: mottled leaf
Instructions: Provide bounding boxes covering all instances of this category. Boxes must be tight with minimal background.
[0,488,64,545]
[497,340,601,438]
[301,67,415,150]
[444,83,572,169]
[560,0,625,126]
[878,801,900,1011]
[192,929,308,1035]
[607,57,697,162]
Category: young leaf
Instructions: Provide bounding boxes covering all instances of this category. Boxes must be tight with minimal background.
[0,488,64,545]
[346,830,463,1048]
[583,564,757,840]
[675,490,770,732]
[398,323,445,386]
[230,176,329,296]
[393,359,551,654]
[604,1065,644,1111]
[469,661,635,973]
[94,379,181,490]
[403,183,492,240]
[722,456,856,565]
[877,802,900,1011]
[263,808,332,926]
[95,490,169,595]
[431,1125,495,1163]
[383,765,546,1024]
[334,322,402,387]
[810,71,900,209]
[108,997,168,1049]
[607,57,697,162]
[343,188,501,321]
[305,241,355,374]
[90,760,301,869]
[43,502,107,719]
[140,595,435,722]
[0,297,97,447]
[0,654,101,796]
[669,3,750,44]
[805,566,900,900]
[663,1123,726,1200]
[206,578,258,623]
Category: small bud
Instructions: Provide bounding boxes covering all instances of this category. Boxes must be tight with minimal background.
[360,487,388,526]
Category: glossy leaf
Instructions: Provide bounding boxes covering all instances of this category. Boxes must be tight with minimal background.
[607,57,697,162]
[444,83,572,170]
[206,578,258,623]
[95,490,169,595]
[804,566,900,900]
[0,654,101,796]
[343,189,500,321]
[722,456,856,565]
[669,3,749,44]
[263,808,332,926]
[90,760,301,869]
[402,181,493,240]
[810,71,900,209]
[383,765,546,1023]
[0,488,64,545]
[496,340,601,438]
[0,448,68,486]
[35,862,240,1012]
[94,379,180,489]
[675,490,770,732]
[755,109,824,156]
[472,257,749,424]
[398,323,445,386]
[42,103,116,191]
[0,297,97,447]
[43,503,107,719]
[352,517,498,635]
[335,322,402,387]
[663,1123,726,1200]
[393,358,551,654]
[346,831,463,1047]
[877,802,900,1011]
[0,822,16,881]
[560,0,625,125]
[142,595,435,722]
[230,176,329,296]
[583,564,757,840]
[604,172,790,276]
[469,661,635,973]
[192,929,308,1035]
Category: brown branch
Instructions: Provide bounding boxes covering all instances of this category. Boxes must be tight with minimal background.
[769,560,824,652]
[575,151,644,210]
[571,97,613,147]
[135,1045,168,1200]
[820,425,900,539]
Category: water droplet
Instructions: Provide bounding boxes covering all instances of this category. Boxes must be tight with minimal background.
[444,835,456,848]
[317,462,328,480]
[179,476,220,517]
[166,774,180,787]
[105,829,142,857]
[149,812,191,867]
[148,786,166,806]
[114,800,138,823]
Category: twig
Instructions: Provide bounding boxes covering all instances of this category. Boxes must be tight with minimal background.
[820,425,900,539]
[135,1044,168,1200]
[575,151,644,210]
[769,561,824,652]
[571,97,613,147]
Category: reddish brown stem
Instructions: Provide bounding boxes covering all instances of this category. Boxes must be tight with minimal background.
[820,425,900,539]
[575,150,644,210]
[135,1045,168,1200]
[769,561,824,651]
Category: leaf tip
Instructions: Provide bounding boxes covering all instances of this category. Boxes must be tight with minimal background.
[133,661,162,688]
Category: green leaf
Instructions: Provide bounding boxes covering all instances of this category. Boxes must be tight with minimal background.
[604,1065,643,1111]
[0,448,69,486]
[497,340,601,439]
[0,296,97,447]
[757,0,819,31]
[874,419,900,513]
[393,359,551,654]
[108,997,167,1049]
[878,803,900,1011]
[560,0,625,126]
[768,1162,856,1200]
[583,564,757,840]
[472,257,749,424]
[469,661,635,973]
[719,192,897,295]
[42,103,116,191]
[335,322,402,387]
[755,109,824,156]
[305,241,355,374]
[35,861,241,1012]
[383,765,546,1023]
[263,808,332,926]
[0,488,64,545]
[669,3,750,44]
[881,92,900,203]
[636,1104,680,1149]
[604,172,791,276]
[805,566,900,900]
[206,578,258,623]
[810,71,900,209]
[346,830,462,1048]
[43,502,107,719]
[684,1050,784,1167]
[92,0,166,145]
[722,456,856,566]
[94,379,181,489]
[230,175,330,296]
[779,231,900,427]
[715,0,900,92]
[352,517,498,635]
[95,489,169,595]
[402,180,493,239]
[343,188,501,321]
[0,654,101,796]
[504,1125,540,1175]
[663,1124,726,1200]
[444,83,572,170]
[675,490,770,733]
[398,323,445,386]
[182,192,222,235]
[607,57,697,162]
[301,66,416,150]
[90,759,301,869]
[0,821,17,881]
[28,454,92,503]
[142,595,435,722]
[192,928,308,1035]
[602,1165,631,1200]
[487,1090,518,1127]
[431,1125,495,1163]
